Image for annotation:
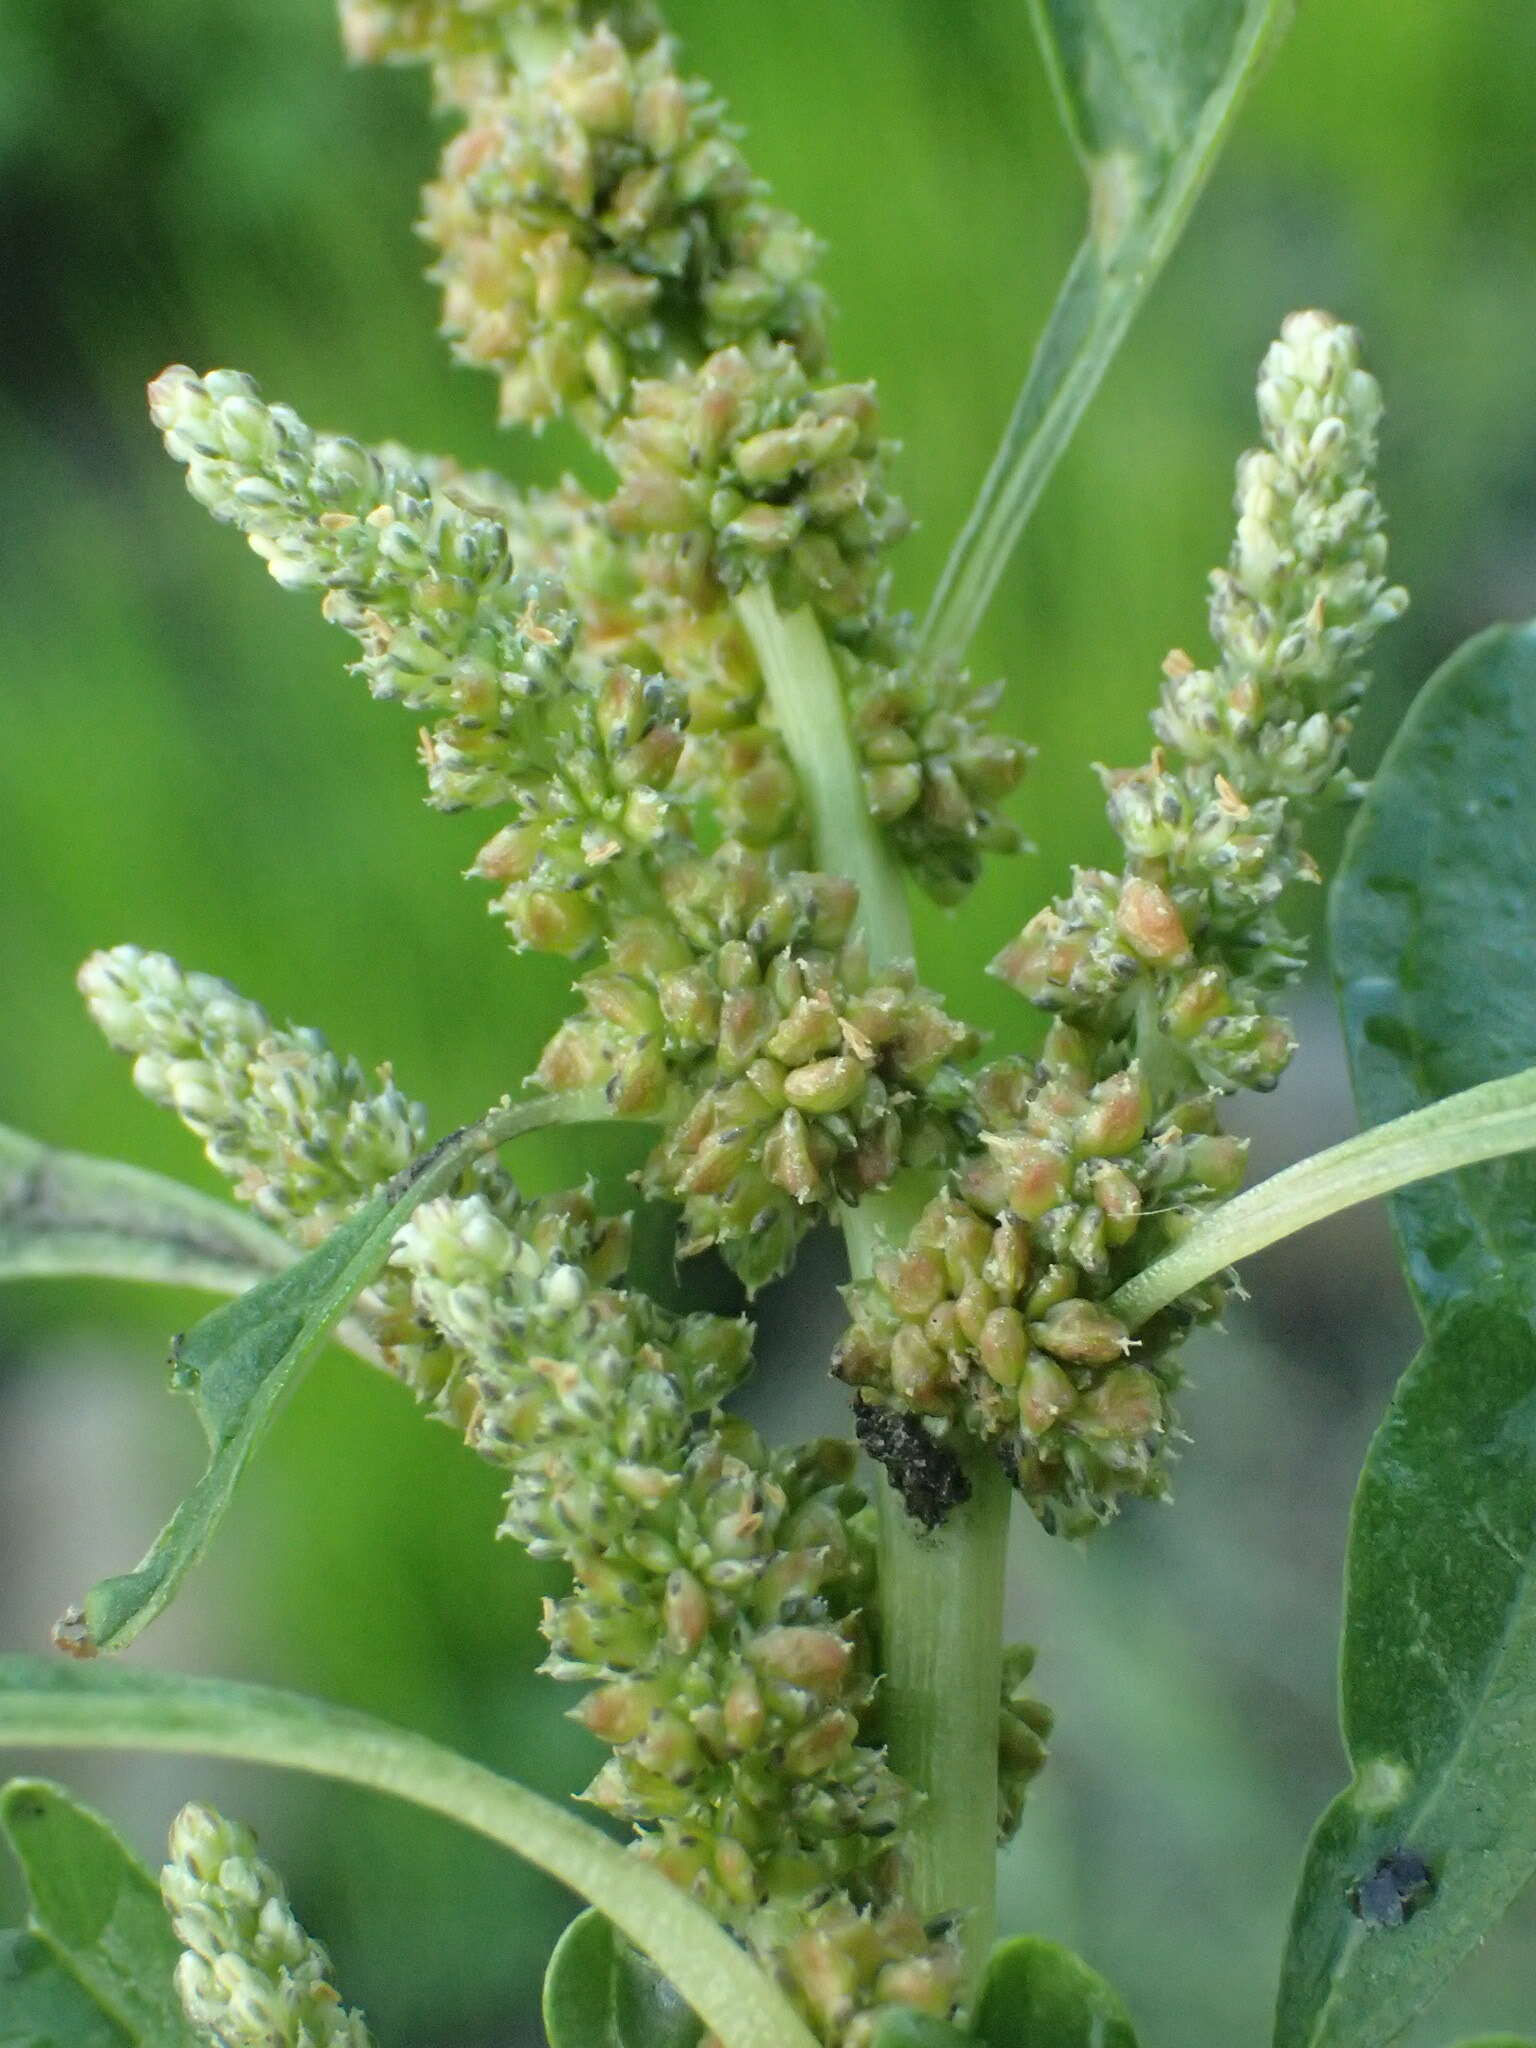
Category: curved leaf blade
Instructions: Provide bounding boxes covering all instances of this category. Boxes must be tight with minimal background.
[1276,620,1536,2047]
[0,1126,286,1294]
[921,0,1293,664]
[0,1658,819,2048]
[0,1779,194,2048]
[0,1931,128,2048]
[543,1909,702,2048]
[60,1093,610,1657]
[974,1935,1138,2048]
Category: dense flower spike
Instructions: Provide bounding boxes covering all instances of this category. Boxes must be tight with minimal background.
[162,1804,374,2048]
[392,1190,963,2042]
[536,843,980,1288]
[843,313,1405,1533]
[149,366,691,955]
[78,945,502,1411]
[608,344,909,644]
[423,28,826,431]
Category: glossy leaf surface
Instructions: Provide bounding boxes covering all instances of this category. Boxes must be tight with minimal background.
[1276,623,1536,2046]
[0,1779,194,2048]
[973,1935,1138,2048]
[543,1909,702,2048]
[922,0,1292,663]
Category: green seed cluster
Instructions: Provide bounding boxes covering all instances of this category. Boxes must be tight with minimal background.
[163,1804,374,2048]
[536,844,979,1290]
[340,0,664,113]
[78,946,501,1413]
[150,366,689,957]
[423,27,825,432]
[608,343,908,643]
[843,314,1404,1535]
[997,1643,1054,1844]
[848,654,1031,904]
[392,1190,963,2040]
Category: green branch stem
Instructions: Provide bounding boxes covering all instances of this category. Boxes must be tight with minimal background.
[1109,1062,1536,1330]
[920,0,1292,667]
[737,579,1008,1986]
[0,1658,818,2048]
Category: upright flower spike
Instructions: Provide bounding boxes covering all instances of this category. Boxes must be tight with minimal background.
[78,945,508,1413]
[163,1804,374,2048]
[149,366,692,956]
[841,313,1406,1535]
[391,1189,964,2044]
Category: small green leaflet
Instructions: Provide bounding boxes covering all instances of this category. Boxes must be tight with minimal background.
[1276,622,1536,2047]
[58,1113,516,1657]
[973,1936,1138,2048]
[542,1909,702,2048]
[0,1779,195,2048]
[921,0,1293,665]
[0,1125,286,1294]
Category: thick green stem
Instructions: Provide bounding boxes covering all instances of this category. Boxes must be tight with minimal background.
[736,582,1008,1989]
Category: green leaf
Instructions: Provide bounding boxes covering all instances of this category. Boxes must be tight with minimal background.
[60,1088,613,1657]
[1274,621,1536,2048]
[973,1935,1138,2048]
[868,2016,972,2048]
[0,1657,819,2048]
[921,0,1293,665]
[1447,2038,1536,2047]
[0,1778,195,2048]
[0,1125,287,1294]
[543,1909,702,2048]
[0,1931,128,2048]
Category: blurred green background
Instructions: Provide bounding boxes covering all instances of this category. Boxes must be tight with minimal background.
[3,3,1536,2043]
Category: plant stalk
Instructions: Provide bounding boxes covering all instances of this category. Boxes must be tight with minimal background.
[736,582,1009,1989]
[1109,1060,1536,1330]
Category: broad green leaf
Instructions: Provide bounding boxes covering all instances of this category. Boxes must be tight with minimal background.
[543,1909,702,2048]
[1274,621,1536,2048]
[60,1089,611,1656]
[0,1125,286,1293]
[973,1935,1138,2048]
[921,0,1293,665]
[0,1779,195,2048]
[1448,2039,1536,2047]
[0,1931,127,2048]
[0,1658,819,2048]
[1333,623,1536,1322]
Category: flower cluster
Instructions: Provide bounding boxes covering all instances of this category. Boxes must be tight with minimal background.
[150,366,690,956]
[391,1190,965,2042]
[536,844,979,1289]
[843,312,1406,1534]
[423,26,825,432]
[163,1803,374,2048]
[78,945,501,1413]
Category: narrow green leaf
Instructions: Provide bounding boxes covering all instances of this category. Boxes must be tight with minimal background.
[921,0,1293,665]
[543,1909,702,2048]
[0,1779,194,2048]
[973,1935,1138,2048]
[1274,621,1536,2048]
[0,1126,286,1294]
[0,1930,128,2048]
[60,1089,613,1657]
[0,1658,820,2048]
[1447,2038,1536,2047]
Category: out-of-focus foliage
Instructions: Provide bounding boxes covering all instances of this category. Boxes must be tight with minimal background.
[3,3,1536,2045]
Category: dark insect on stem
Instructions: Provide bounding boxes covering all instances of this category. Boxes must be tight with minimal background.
[1347,1848,1435,1928]
[854,1399,970,1530]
